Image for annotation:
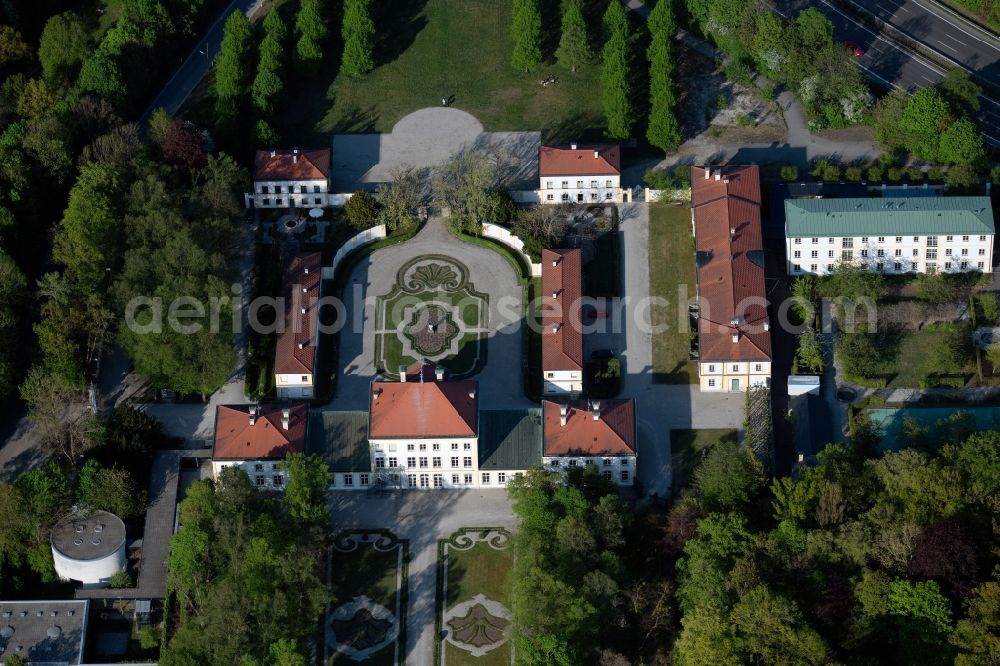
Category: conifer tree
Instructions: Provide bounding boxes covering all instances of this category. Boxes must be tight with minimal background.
[646,0,681,152]
[601,2,632,139]
[556,0,591,73]
[340,0,375,77]
[511,0,542,72]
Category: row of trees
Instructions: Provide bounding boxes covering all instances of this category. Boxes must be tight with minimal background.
[666,427,1000,664]
[513,1,682,149]
[159,455,332,665]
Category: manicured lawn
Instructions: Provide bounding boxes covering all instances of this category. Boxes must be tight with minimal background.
[437,530,513,666]
[649,204,698,384]
[328,533,406,666]
[866,325,974,389]
[279,0,606,144]
[670,428,738,496]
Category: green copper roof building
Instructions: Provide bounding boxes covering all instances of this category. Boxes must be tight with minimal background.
[785,196,995,238]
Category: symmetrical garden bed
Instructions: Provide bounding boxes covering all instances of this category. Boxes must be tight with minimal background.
[327,530,409,665]
[375,255,489,378]
[436,528,514,665]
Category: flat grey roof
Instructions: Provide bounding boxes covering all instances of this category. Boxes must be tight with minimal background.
[0,599,89,665]
[50,510,126,561]
[307,411,372,473]
[478,409,543,470]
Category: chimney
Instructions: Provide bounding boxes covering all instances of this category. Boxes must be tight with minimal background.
[248,404,257,426]
[293,148,298,155]
[304,267,309,274]
[570,142,577,150]
[551,324,559,333]
[593,150,599,159]
[763,322,770,331]
[281,407,290,430]
[798,453,805,463]
[297,342,304,349]
[468,389,476,400]
[559,403,568,427]
[723,178,730,184]
[732,333,740,343]
[270,150,276,158]
[435,367,444,382]
[714,172,721,181]
[302,286,308,293]
[552,291,558,299]
[300,307,306,314]
[730,227,736,235]
[293,155,297,163]
[591,400,601,421]
[704,167,710,180]
[398,365,408,383]
[551,258,559,267]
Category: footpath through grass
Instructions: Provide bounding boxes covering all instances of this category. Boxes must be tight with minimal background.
[649,204,698,384]
[284,0,605,143]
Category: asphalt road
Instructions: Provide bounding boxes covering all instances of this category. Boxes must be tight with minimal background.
[140,0,262,123]
[774,0,1000,145]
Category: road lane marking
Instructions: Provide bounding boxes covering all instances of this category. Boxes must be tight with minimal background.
[937,39,959,53]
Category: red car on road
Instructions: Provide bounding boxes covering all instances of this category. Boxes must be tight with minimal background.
[844,40,865,56]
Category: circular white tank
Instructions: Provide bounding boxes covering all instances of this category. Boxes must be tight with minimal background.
[50,510,127,587]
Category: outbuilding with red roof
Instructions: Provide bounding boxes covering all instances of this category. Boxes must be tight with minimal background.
[212,403,308,490]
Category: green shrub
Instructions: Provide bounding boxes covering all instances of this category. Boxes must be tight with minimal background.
[844,166,864,182]
[715,93,728,111]
[844,372,888,388]
[990,165,1000,184]
[780,165,799,181]
[344,190,381,230]
[887,166,903,182]
[906,166,924,182]
[139,626,159,650]
[109,569,134,588]
[918,375,967,388]
[723,60,752,85]
[927,167,945,182]
[736,113,754,127]
[866,165,883,182]
[979,293,999,324]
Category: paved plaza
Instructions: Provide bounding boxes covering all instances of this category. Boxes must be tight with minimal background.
[331,107,540,192]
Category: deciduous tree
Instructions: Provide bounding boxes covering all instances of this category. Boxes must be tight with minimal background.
[39,12,91,83]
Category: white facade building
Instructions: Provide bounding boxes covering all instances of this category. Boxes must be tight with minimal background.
[212,403,308,490]
[246,148,332,209]
[691,165,772,393]
[538,144,622,204]
[541,249,584,396]
[785,197,996,275]
[541,400,637,486]
[275,252,322,399]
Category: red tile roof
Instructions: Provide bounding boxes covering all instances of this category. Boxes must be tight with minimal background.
[253,149,331,181]
[213,403,307,460]
[542,399,636,455]
[369,367,478,439]
[539,144,620,177]
[275,252,322,375]
[541,249,584,372]
[690,166,772,363]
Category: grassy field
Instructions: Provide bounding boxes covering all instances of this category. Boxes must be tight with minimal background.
[329,537,405,665]
[278,0,606,144]
[649,204,698,384]
[864,325,974,389]
[439,536,514,666]
[670,428,738,496]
